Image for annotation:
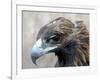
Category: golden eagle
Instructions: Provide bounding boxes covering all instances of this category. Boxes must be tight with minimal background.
[31,17,89,67]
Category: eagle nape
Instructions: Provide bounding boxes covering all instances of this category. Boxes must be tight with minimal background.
[31,17,89,67]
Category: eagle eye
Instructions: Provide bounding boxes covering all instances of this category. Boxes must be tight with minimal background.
[46,34,61,44]
[50,35,59,41]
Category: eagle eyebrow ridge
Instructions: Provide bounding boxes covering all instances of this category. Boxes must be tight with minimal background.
[49,35,57,39]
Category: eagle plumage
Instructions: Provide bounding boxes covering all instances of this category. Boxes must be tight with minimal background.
[31,17,89,67]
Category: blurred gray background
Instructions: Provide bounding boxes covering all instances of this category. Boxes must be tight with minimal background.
[22,11,89,69]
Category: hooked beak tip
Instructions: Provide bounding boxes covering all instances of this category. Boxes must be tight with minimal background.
[31,55,38,65]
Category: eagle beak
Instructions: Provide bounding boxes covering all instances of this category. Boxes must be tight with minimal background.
[31,38,57,64]
[31,39,46,64]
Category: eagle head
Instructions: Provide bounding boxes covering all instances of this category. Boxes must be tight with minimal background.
[31,17,89,66]
[31,17,75,64]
